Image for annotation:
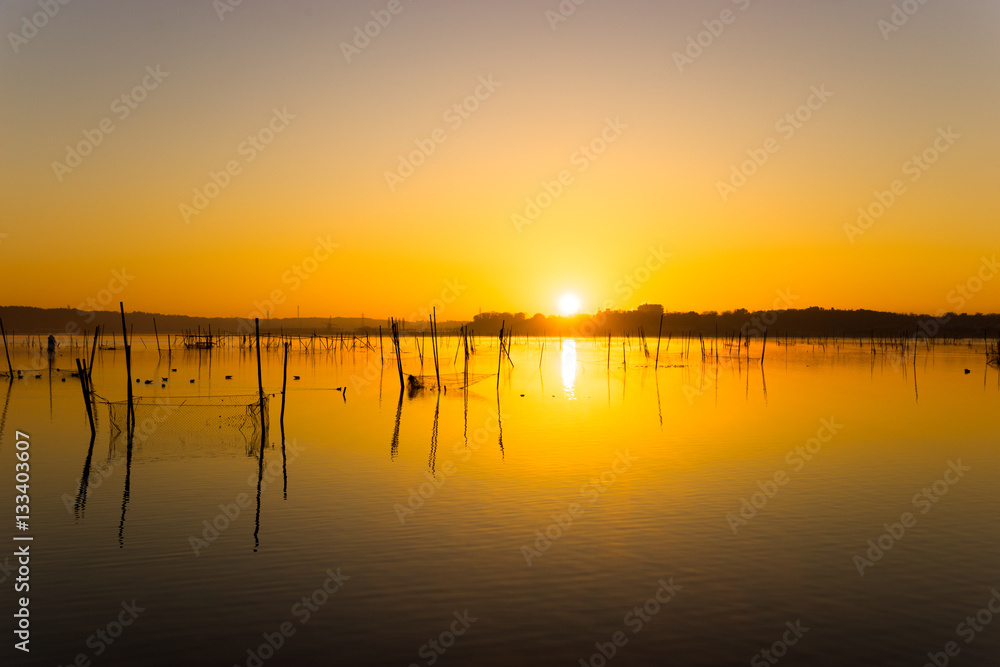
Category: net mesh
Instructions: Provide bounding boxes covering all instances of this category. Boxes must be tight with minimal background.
[104,395,268,459]
[406,372,495,391]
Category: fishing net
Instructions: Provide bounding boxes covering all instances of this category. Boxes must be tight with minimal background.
[405,372,495,391]
[104,394,268,459]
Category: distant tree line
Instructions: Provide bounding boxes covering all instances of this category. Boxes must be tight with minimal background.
[3,305,999,340]
[471,306,1000,340]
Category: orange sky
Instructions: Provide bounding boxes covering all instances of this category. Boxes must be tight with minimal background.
[1,0,998,321]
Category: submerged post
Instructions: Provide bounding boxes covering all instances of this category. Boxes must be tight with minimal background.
[496,323,504,390]
[75,358,96,438]
[0,318,12,378]
[119,303,134,436]
[280,342,289,430]
[654,312,663,370]
[391,319,404,390]
[88,327,99,382]
[432,307,441,390]
[255,318,267,447]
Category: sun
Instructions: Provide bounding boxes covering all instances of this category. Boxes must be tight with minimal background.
[557,293,582,316]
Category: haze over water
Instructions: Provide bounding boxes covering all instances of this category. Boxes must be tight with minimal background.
[3,336,998,666]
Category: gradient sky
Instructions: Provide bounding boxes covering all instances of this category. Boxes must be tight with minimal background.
[2,0,998,321]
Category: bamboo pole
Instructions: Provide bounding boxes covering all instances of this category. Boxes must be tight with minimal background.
[255,319,267,446]
[88,327,99,382]
[280,342,289,430]
[654,312,663,370]
[0,318,12,378]
[496,322,505,390]
[391,319,404,390]
[153,318,161,353]
[432,307,441,390]
[119,303,134,436]
[75,358,96,438]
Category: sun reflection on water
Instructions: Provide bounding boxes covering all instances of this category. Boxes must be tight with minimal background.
[561,339,576,399]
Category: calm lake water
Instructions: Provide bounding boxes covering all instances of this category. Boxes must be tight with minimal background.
[2,335,999,666]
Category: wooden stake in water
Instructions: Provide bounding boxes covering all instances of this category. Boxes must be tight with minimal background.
[75,358,96,439]
[255,318,267,447]
[496,322,505,390]
[391,319,404,390]
[654,312,663,370]
[119,303,134,436]
[432,307,441,390]
[761,326,768,364]
[280,342,289,430]
[88,327,99,383]
[0,318,12,378]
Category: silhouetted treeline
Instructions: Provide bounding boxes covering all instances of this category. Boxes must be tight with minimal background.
[3,305,999,340]
[471,306,1000,340]
[0,306,465,336]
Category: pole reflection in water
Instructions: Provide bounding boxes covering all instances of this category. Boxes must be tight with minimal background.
[428,393,440,472]
[74,433,97,520]
[390,389,403,461]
